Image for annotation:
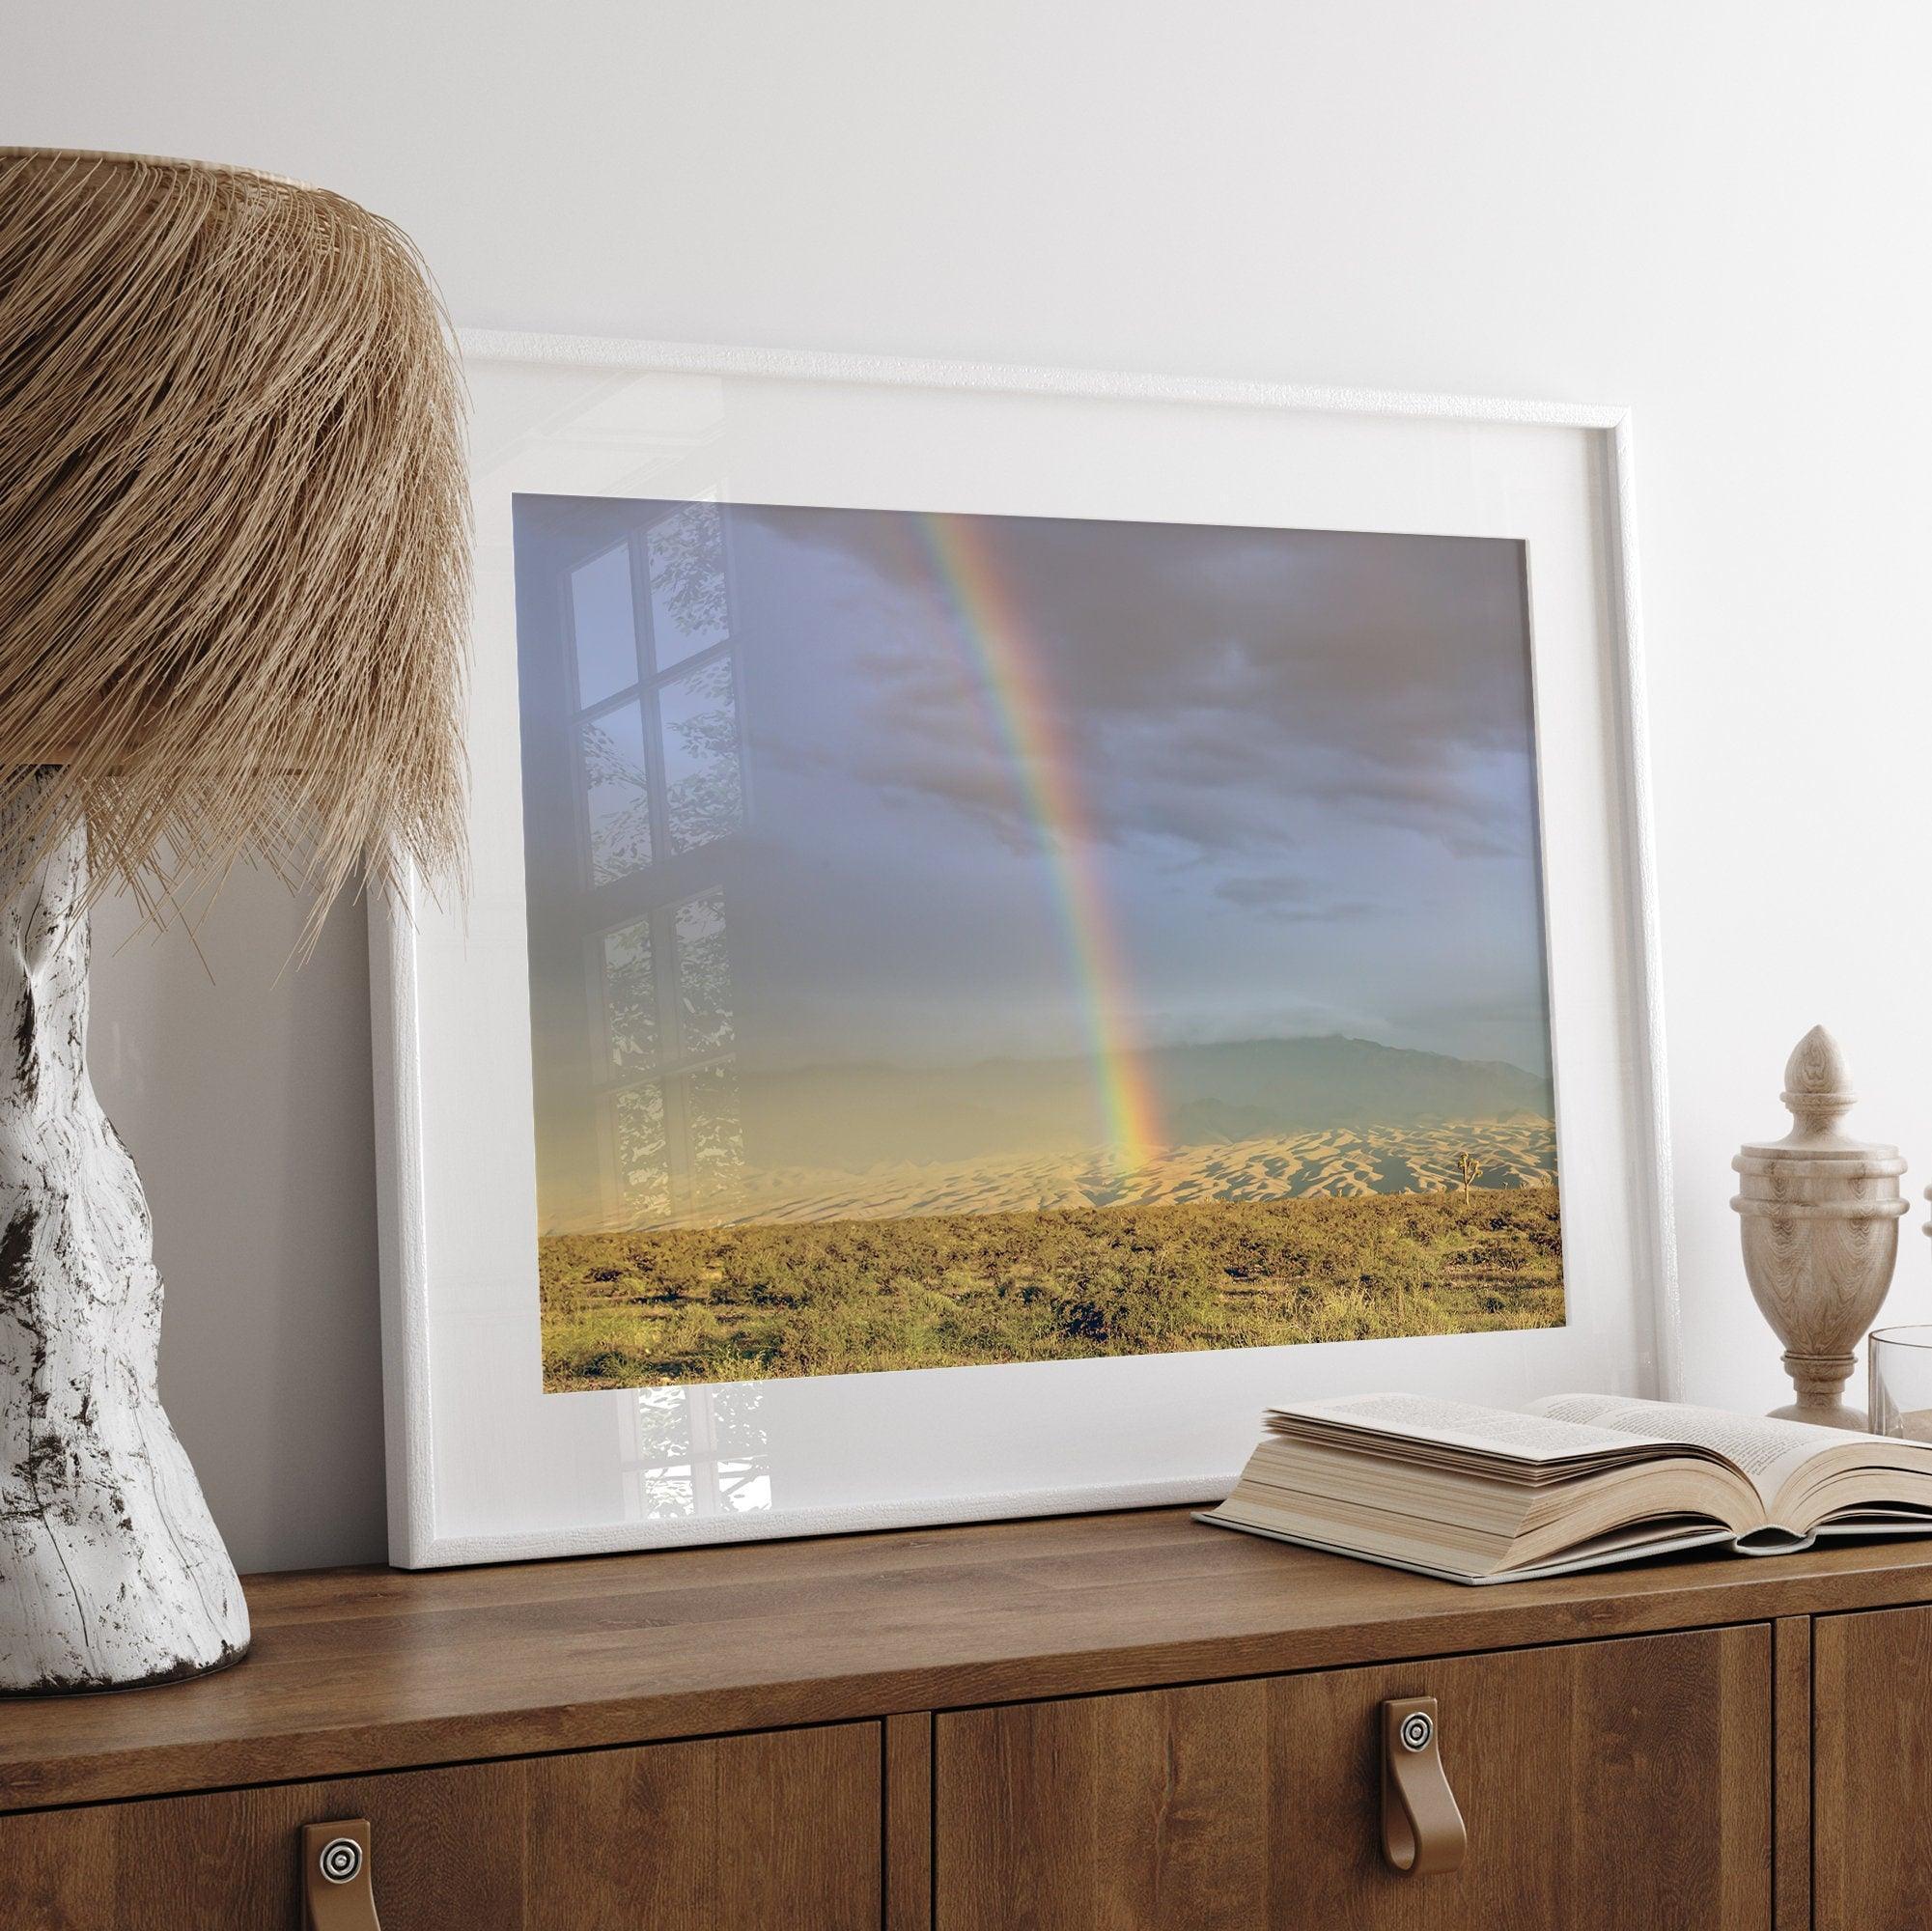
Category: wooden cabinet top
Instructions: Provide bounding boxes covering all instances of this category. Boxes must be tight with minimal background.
[7,1505,1932,1813]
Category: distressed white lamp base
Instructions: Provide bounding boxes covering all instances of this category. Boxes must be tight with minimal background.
[0,809,248,1693]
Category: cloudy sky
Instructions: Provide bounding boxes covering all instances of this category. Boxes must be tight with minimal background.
[706,503,1553,1077]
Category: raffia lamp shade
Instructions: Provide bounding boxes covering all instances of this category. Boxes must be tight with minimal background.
[0,150,469,1691]
[0,147,468,914]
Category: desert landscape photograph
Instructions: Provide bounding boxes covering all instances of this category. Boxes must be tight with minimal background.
[512,495,1562,1391]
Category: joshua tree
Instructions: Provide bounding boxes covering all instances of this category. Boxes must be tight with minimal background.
[1456,1149,1483,1198]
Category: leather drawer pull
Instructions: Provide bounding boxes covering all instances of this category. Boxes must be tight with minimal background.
[302,1820,382,1930]
[1380,1697,1467,1876]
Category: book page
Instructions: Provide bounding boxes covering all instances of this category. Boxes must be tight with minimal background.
[1271,1392,1667,1463]
[1199,1510,1745,1586]
[1527,1394,1846,1506]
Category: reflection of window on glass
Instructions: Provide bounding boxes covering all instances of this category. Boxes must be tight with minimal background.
[571,543,641,707]
[646,503,730,670]
[568,507,742,889]
[674,890,733,1054]
[579,702,653,884]
[624,1386,771,1520]
[602,919,656,1071]
[683,1059,745,1207]
[660,654,743,854]
[561,504,747,1227]
[598,885,744,1225]
[673,891,742,1214]
[614,1083,670,1221]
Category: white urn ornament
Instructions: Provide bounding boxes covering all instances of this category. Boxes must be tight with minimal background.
[0,149,467,1692]
[1731,1026,1907,1431]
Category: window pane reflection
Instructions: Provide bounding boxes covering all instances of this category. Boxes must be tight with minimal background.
[580,702,653,884]
[570,545,639,707]
[615,1082,669,1220]
[675,891,733,1056]
[645,504,729,671]
[625,1386,771,1520]
[660,658,743,854]
[602,919,656,1072]
[683,1059,745,1207]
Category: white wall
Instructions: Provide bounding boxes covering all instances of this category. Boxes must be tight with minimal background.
[10,0,1930,1572]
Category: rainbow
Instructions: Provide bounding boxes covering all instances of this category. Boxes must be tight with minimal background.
[910,511,1163,1176]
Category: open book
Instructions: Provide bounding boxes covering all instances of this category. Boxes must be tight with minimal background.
[1198,1392,1932,1583]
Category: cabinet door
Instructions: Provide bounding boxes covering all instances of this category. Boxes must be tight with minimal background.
[937,1625,1770,1930]
[1814,1603,1932,1931]
[0,1721,879,1930]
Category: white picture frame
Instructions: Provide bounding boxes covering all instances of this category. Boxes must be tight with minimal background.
[371,331,1676,1569]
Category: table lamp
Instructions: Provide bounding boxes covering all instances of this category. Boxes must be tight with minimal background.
[0,149,467,1691]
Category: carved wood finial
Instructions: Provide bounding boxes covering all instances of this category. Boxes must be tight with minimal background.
[1734,1023,1907,1430]
[1778,1024,1859,1147]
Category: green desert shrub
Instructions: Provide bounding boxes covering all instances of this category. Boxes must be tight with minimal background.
[537,1185,1567,1390]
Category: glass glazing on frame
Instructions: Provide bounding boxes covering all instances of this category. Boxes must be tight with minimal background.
[513,495,1563,1394]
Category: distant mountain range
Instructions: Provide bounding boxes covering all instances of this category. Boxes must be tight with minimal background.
[739,1034,1552,1175]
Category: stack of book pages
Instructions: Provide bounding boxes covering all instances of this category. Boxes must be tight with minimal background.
[1200,1392,1932,1583]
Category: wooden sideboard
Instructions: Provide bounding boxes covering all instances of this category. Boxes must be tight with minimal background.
[4,1506,1932,1928]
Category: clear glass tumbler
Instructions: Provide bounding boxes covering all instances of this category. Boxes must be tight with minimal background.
[1867,1325,1932,1440]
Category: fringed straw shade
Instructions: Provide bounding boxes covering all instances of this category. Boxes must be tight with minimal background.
[0,148,468,933]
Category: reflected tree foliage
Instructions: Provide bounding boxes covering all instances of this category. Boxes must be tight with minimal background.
[580,708,653,882]
[629,1386,770,1519]
[602,918,657,1071]
[615,1082,670,1218]
[662,658,744,853]
[645,502,729,666]
[675,891,733,1056]
[685,1058,746,1205]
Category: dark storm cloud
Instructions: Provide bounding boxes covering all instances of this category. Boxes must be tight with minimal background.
[748,507,1534,864]
[987,516,1533,757]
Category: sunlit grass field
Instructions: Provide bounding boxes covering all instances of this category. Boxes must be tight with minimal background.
[539,1186,1563,1391]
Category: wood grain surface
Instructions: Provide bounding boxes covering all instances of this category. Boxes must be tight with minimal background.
[885,1711,935,1931]
[0,1722,879,1930]
[937,1624,1772,1929]
[1774,1616,1812,1931]
[1813,1602,1932,1931]
[5,1506,1932,1813]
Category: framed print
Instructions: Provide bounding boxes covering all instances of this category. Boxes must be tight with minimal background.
[371,333,1676,1567]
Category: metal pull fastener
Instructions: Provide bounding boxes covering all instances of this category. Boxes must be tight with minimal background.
[1380,1697,1467,1876]
[302,1820,382,1930]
